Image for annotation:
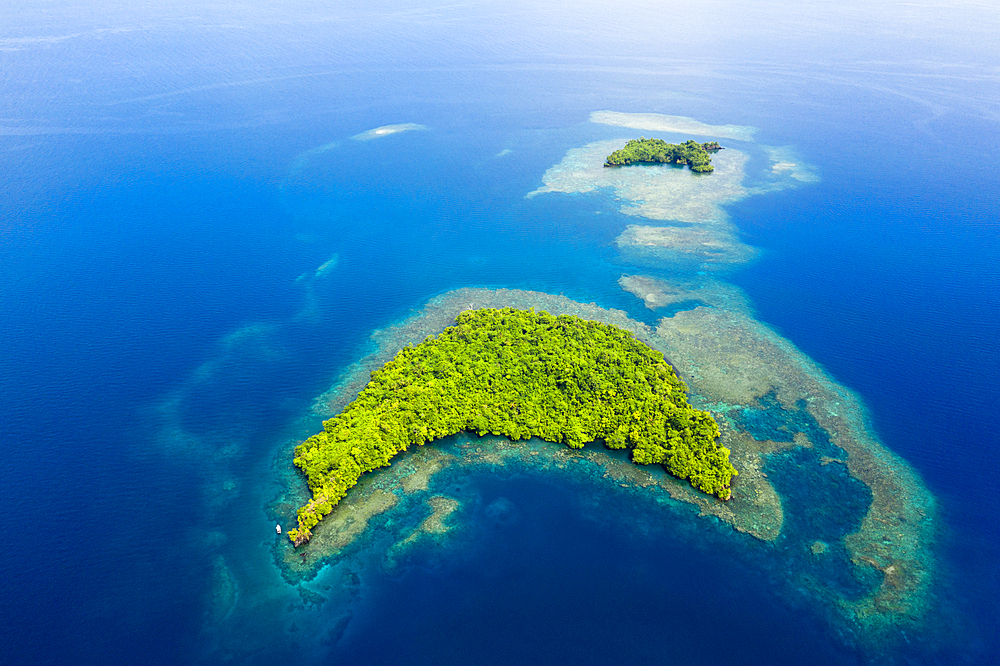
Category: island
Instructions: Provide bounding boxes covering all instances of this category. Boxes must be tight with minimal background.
[604,138,722,172]
[287,307,736,545]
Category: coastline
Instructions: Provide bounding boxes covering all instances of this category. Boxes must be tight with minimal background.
[274,285,935,642]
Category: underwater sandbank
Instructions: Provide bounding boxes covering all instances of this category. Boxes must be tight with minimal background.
[591,111,757,142]
[350,123,428,141]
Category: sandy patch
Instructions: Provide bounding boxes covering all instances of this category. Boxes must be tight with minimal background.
[351,123,428,141]
[591,111,756,142]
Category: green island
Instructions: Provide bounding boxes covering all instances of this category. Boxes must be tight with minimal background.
[288,308,736,545]
[604,138,722,172]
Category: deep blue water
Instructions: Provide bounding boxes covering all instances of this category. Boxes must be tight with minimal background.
[333,472,861,666]
[2,1,998,663]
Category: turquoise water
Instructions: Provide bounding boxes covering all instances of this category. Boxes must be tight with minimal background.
[2,1,998,663]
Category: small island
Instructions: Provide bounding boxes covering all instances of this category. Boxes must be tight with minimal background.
[288,308,736,545]
[605,138,722,172]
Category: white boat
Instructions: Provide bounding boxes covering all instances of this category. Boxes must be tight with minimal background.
[275,524,281,534]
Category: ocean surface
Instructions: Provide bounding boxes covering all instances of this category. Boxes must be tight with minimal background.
[2,1,998,664]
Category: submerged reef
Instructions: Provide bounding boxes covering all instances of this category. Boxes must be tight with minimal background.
[288,308,734,545]
[385,494,461,567]
[640,279,935,631]
[277,286,935,645]
[530,117,815,274]
[761,145,820,184]
[528,137,748,225]
[524,110,935,643]
[525,111,936,638]
[528,137,754,272]
[619,274,749,312]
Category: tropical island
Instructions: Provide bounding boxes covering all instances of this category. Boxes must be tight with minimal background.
[605,138,722,172]
[287,308,736,545]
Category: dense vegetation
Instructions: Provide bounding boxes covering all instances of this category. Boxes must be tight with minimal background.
[604,138,722,172]
[288,308,736,545]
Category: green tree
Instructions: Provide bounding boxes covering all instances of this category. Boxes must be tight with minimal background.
[288,308,736,545]
[604,138,721,173]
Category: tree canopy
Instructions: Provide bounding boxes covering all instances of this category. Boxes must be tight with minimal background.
[288,308,736,545]
[604,138,722,172]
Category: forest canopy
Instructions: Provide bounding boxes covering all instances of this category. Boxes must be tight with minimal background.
[288,308,736,545]
[604,138,722,172]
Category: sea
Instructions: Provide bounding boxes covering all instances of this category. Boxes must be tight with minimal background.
[1,1,998,664]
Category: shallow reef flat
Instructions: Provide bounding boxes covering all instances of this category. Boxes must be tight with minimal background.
[528,116,804,389]
[527,129,805,272]
[528,117,935,635]
[528,138,749,225]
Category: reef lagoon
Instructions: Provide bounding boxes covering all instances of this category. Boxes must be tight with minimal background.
[2,2,999,664]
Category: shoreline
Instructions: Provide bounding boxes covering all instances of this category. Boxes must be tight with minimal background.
[272,286,936,645]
